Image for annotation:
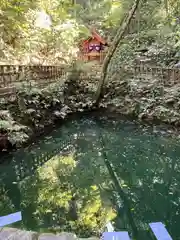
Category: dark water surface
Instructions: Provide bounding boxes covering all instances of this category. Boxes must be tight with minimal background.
[0,115,180,239]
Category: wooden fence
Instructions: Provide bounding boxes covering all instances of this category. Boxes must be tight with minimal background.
[0,65,68,97]
[132,64,180,84]
[0,62,180,98]
[0,65,67,87]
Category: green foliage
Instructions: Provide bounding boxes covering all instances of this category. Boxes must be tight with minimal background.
[0,0,179,65]
[101,66,180,126]
[19,154,115,236]
[0,0,116,64]
[0,110,29,145]
[105,0,180,77]
[0,66,98,149]
[0,0,86,63]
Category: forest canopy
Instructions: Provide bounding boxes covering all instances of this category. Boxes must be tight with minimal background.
[0,0,179,65]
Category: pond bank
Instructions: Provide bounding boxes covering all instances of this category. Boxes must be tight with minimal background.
[1,66,180,154]
[0,69,98,153]
[1,105,180,157]
[101,68,180,127]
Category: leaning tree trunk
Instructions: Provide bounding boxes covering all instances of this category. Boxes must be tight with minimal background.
[95,0,141,104]
[164,0,168,15]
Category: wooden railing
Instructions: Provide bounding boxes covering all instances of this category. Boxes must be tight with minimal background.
[0,65,68,88]
[0,63,102,98]
[0,65,69,97]
[132,64,180,83]
[0,62,180,98]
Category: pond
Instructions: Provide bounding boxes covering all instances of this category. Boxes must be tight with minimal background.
[0,114,180,239]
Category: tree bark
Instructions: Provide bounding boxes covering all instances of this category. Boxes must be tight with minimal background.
[94,0,141,104]
[164,0,168,15]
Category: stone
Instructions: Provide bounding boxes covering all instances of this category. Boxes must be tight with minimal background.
[56,232,77,239]
[0,227,38,240]
[79,238,99,240]
[39,233,61,240]
[0,228,100,240]
[0,132,13,152]
[174,62,180,68]
[0,228,18,240]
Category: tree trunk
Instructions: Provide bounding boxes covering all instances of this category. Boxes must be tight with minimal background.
[94,0,141,104]
[164,0,168,15]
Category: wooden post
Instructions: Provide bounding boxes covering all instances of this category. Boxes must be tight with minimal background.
[0,66,5,88]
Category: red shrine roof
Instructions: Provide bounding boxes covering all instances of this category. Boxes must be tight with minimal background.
[83,28,107,45]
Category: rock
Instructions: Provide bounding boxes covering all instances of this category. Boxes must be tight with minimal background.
[0,131,13,152]
[56,232,77,239]
[39,233,61,240]
[0,228,18,240]
[0,228,38,240]
[79,238,99,240]
[165,98,175,104]
[0,228,99,240]
[101,66,180,127]
[174,62,180,68]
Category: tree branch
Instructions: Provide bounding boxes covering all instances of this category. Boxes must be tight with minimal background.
[95,0,141,104]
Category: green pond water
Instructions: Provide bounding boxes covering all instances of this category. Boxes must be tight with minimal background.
[0,115,180,239]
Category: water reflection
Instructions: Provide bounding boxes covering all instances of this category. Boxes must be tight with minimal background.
[0,116,180,239]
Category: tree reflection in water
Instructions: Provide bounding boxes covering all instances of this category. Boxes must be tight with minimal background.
[0,115,180,239]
